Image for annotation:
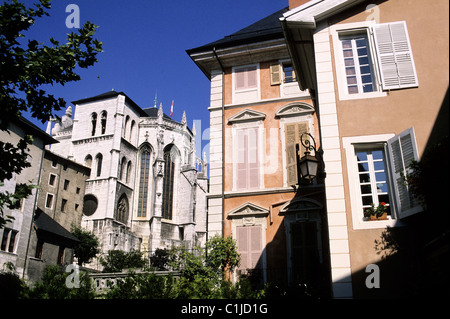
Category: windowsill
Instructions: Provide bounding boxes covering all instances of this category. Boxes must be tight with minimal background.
[338,90,387,101]
[353,216,405,230]
[225,186,295,198]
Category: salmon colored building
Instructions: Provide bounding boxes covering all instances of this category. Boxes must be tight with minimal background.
[188,0,449,298]
[188,6,332,297]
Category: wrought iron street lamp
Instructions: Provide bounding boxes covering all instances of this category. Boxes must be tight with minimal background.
[298,133,323,183]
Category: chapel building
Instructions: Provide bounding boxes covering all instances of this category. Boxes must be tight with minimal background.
[48,91,208,268]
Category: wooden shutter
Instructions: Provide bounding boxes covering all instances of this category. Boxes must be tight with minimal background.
[387,127,422,219]
[250,226,262,269]
[236,128,260,190]
[235,66,258,90]
[373,21,418,90]
[247,67,257,88]
[236,226,249,270]
[235,68,246,90]
[236,225,262,270]
[270,64,282,85]
[236,129,248,190]
[285,122,309,186]
[285,124,298,186]
[247,128,259,189]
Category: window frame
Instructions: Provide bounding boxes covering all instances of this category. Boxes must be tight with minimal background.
[137,147,151,218]
[232,63,260,104]
[278,112,315,187]
[48,173,57,187]
[343,134,399,230]
[231,121,265,192]
[331,21,386,101]
[1,228,18,253]
[45,193,55,210]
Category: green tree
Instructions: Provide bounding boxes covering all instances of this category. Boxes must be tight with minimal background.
[0,0,102,228]
[100,250,146,273]
[22,265,96,299]
[71,225,100,266]
[205,235,240,276]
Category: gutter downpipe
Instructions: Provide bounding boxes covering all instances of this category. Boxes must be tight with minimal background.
[212,47,226,239]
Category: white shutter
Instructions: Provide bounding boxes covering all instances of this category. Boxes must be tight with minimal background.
[270,64,282,85]
[247,128,260,189]
[285,124,298,186]
[250,226,262,269]
[387,127,422,219]
[236,129,248,190]
[373,21,418,90]
[236,226,249,270]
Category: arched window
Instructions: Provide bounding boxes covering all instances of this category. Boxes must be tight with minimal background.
[83,194,98,216]
[100,111,107,134]
[91,113,97,136]
[126,161,132,184]
[84,154,92,168]
[95,153,103,177]
[123,115,130,138]
[119,157,126,181]
[130,120,135,142]
[162,145,175,220]
[138,147,151,217]
[115,194,128,224]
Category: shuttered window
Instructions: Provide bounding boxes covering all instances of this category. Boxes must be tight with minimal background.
[340,34,376,94]
[270,64,281,85]
[285,122,309,186]
[373,21,418,90]
[235,66,257,90]
[387,127,422,218]
[236,225,262,271]
[236,127,260,190]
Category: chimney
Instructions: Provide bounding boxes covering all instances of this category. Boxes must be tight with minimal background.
[289,0,310,9]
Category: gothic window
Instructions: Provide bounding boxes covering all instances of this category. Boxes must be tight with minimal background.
[100,111,107,134]
[162,146,175,220]
[138,148,151,217]
[91,113,97,136]
[126,161,132,184]
[95,153,103,177]
[123,115,129,138]
[84,154,92,168]
[119,157,126,181]
[115,194,128,224]
[130,120,135,142]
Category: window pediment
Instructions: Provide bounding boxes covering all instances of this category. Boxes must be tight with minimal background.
[227,109,266,124]
[227,202,269,219]
[279,197,323,214]
[275,102,314,118]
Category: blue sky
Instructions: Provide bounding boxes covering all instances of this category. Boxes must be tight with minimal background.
[19,0,288,158]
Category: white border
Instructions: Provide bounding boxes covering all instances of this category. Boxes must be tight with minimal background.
[232,63,261,104]
[231,121,265,192]
[330,21,387,101]
[342,134,403,230]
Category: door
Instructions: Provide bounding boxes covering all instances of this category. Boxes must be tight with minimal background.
[290,221,321,285]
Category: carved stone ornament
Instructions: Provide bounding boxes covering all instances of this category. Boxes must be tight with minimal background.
[275,102,314,118]
[227,202,269,219]
[227,109,266,124]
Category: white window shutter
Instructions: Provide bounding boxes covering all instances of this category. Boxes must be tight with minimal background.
[235,69,246,90]
[387,127,422,219]
[247,128,260,189]
[236,129,248,190]
[247,67,257,88]
[285,124,298,186]
[236,226,249,270]
[270,64,282,85]
[373,21,418,90]
[250,226,262,269]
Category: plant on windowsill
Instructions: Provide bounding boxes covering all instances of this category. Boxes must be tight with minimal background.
[363,202,388,221]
